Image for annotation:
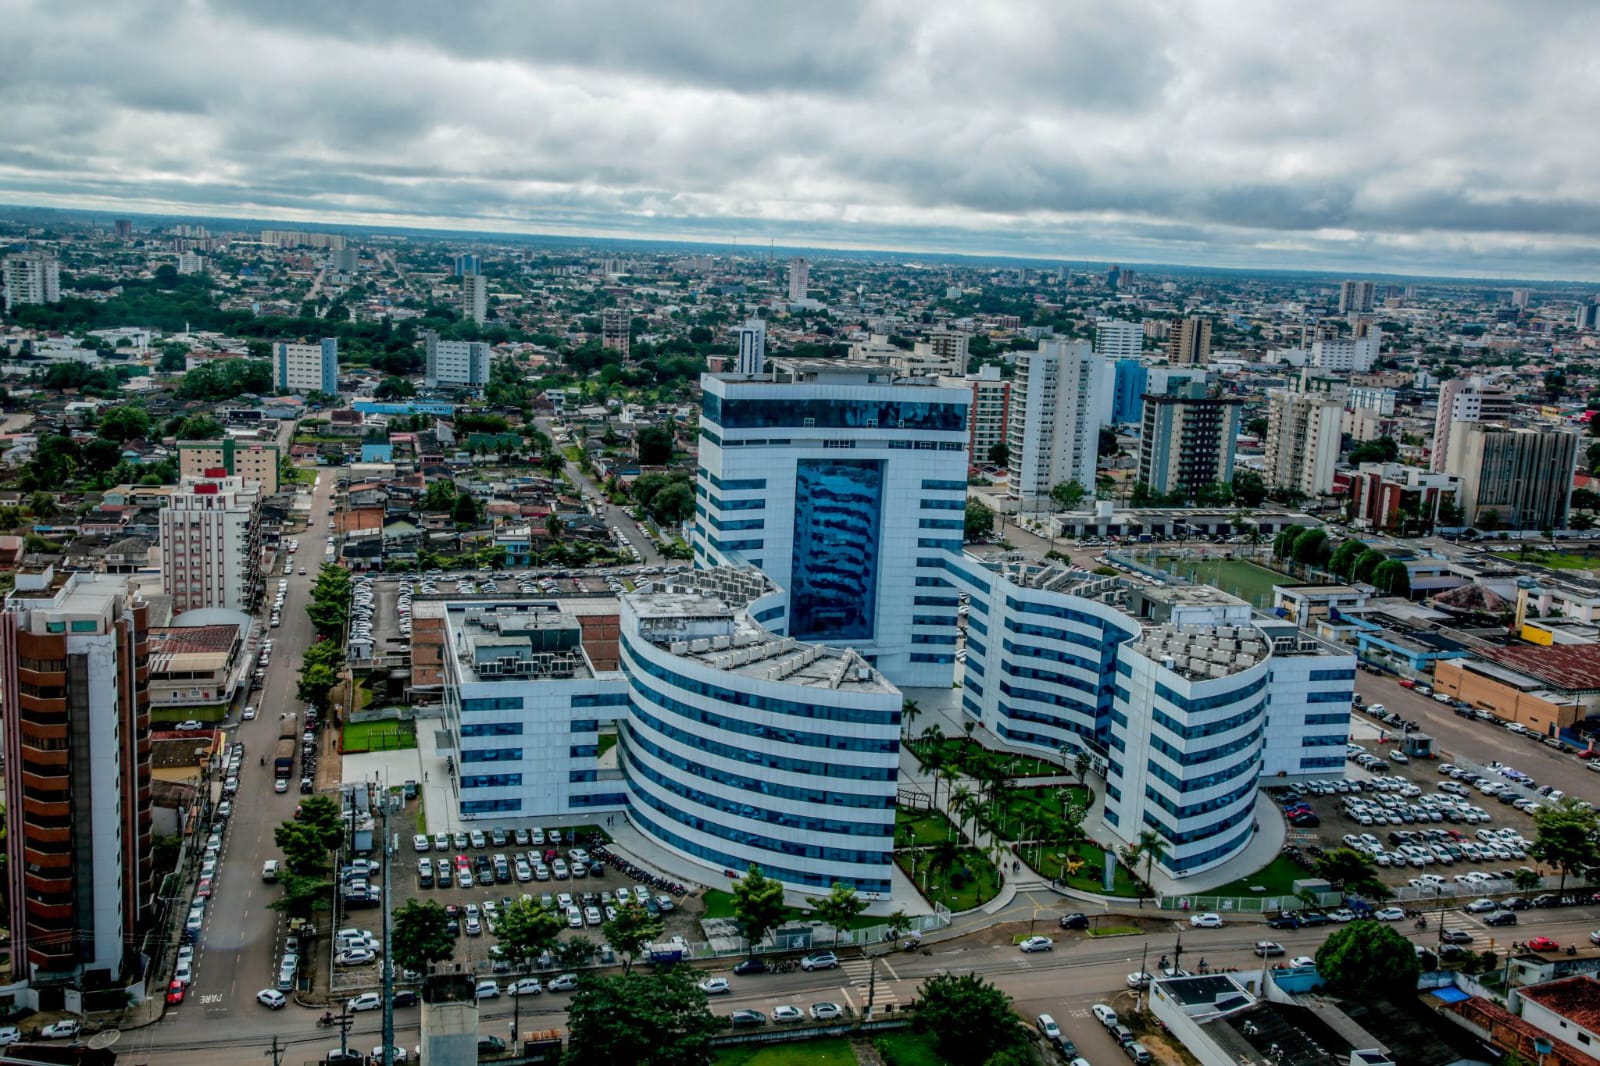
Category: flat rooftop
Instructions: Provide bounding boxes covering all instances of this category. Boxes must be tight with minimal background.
[445,602,594,682]
[1134,623,1267,681]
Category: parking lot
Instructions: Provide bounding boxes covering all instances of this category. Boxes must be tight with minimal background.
[1267,704,1574,904]
[329,825,704,990]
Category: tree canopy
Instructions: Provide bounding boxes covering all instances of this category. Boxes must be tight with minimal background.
[563,969,722,1066]
[911,971,1028,1065]
[729,865,788,955]
[964,499,995,541]
[1314,920,1419,995]
[1528,799,1600,894]
[391,899,455,976]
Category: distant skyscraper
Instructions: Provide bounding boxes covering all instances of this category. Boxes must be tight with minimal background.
[1165,316,1211,366]
[2,252,61,311]
[176,252,206,275]
[1432,375,1516,474]
[0,570,154,984]
[460,273,488,325]
[694,359,969,689]
[333,248,359,272]
[787,257,809,303]
[1510,288,1532,308]
[601,307,631,357]
[454,253,480,277]
[1138,381,1244,496]
[272,338,339,394]
[1094,318,1144,362]
[1310,323,1382,372]
[736,319,766,375]
[1007,339,1103,507]
[1338,280,1376,313]
[114,218,133,239]
[423,330,492,389]
[1575,301,1599,330]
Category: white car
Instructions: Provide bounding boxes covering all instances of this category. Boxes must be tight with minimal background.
[1190,912,1224,928]
[772,1005,803,1023]
[1018,936,1054,953]
[508,978,543,997]
[698,978,731,995]
[242,706,257,720]
[336,948,376,967]
[413,835,430,852]
[1373,906,1406,921]
[39,1020,81,1040]
[347,993,382,1012]
[809,1002,844,1021]
[371,1048,409,1063]
[0,1026,19,1046]
[476,980,500,999]
[1091,1003,1119,1028]
[1290,955,1316,968]
[1126,971,1153,988]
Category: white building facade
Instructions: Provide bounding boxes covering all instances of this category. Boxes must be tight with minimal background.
[158,476,263,613]
[423,331,491,389]
[1007,339,1103,508]
[2,252,61,311]
[693,360,969,689]
[272,338,338,393]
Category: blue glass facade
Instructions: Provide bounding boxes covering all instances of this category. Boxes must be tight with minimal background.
[1111,359,1147,424]
[790,458,885,641]
[702,396,965,433]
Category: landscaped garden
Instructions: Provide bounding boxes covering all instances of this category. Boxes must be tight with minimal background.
[1030,840,1143,898]
[714,1037,858,1065]
[1495,548,1600,571]
[896,806,961,847]
[894,842,1002,913]
[906,734,1065,779]
[872,1031,953,1066]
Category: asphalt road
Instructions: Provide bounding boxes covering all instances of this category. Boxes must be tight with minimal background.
[536,419,667,569]
[116,465,342,1063]
[111,900,1600,1065]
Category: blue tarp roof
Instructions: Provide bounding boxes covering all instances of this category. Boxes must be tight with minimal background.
[1429,986,1471,1004]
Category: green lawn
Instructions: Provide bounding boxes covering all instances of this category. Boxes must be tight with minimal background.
[1205,855,1312,898]
[873,1031,952,1066]
[1145,553,1299,608]
[342,718,417,753]
[992,784,1092,839]
[1086,925,1141,937]
[715,1038,857,1066]
[284,466,317,486]
[1032,841,1143,898]
[597,733,618,759]
[895,846,1001,912]
[1496,550,1600,570]
[152,704,228,724]
[897,807,962,847]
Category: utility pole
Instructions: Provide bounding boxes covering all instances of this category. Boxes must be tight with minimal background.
[264,1035,284,1066]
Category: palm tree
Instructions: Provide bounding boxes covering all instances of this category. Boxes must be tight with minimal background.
[901,699,922,741]
[1073,751,1093,786]
[1133,829,1167,907]
[947,785,976,844]
[922,744,950,811]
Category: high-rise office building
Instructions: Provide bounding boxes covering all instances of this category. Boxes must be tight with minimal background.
[1137,381,1244,496]
[736,319,766,375]
[1431,376,1515,473]
[1094,317,1144,362]
[2,252,61,312]
[1106,359,1148,425]
[271,338,339,394]
[176,252,206,275]
[460,274,488,325]
[1264,385,1343,498]
[159,475,263,613]
[1165,316,1212,366]
[0,570,153,983]
[787,258,809,303]
[1338,279,1376,313]
[1575,302,1599,330]
[423,330,492,389]
[1007,339,1102,507]
[114,218,133,239]
[694,359,969,688]
[601,307,631,357]
[1310,323,1382,372]
[176,438,282,495]
[454,253,481,276]
[1445,424,1577,531]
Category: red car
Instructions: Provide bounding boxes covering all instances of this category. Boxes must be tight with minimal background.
[1526,936,1560,952]
[195,877,213,899]
[165,980,186,1005]
[1398,679,1416,689]
[1578,750,1597,760]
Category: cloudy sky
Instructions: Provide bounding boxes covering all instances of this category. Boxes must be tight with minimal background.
[4,0,1599,278]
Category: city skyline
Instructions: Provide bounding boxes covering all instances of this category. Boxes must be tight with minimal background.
[4,2,1600,279]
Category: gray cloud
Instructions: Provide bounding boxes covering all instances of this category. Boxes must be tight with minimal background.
[1,1,1599,277]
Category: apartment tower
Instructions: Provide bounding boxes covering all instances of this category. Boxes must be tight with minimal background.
[0,570,153,983]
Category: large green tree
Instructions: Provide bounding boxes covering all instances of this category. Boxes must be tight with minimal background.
[1315,848,1391,901]
[601,902,665,975]
[1351,548,1387,584]
[1328,540,1367,581]
[1314,920,1419,995]
[964,499,995,542]
[809,882,868,947]
[1370,559,1412,597]
[729,865,788,956]
[391,899,456,976]
[496,896,566,968]
[1528,799,1600,895]
[97,405,152,443]
[1230,469,1267,507]
[911,972,1028,1065]
[1049,480,1086,511]
[636,423,675,465]
[562,969,722,1066]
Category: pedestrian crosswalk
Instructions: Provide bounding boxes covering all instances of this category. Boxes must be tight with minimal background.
[839,955,901,1015]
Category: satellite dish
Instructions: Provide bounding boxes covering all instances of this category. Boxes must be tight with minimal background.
[87,1030,122,1048]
